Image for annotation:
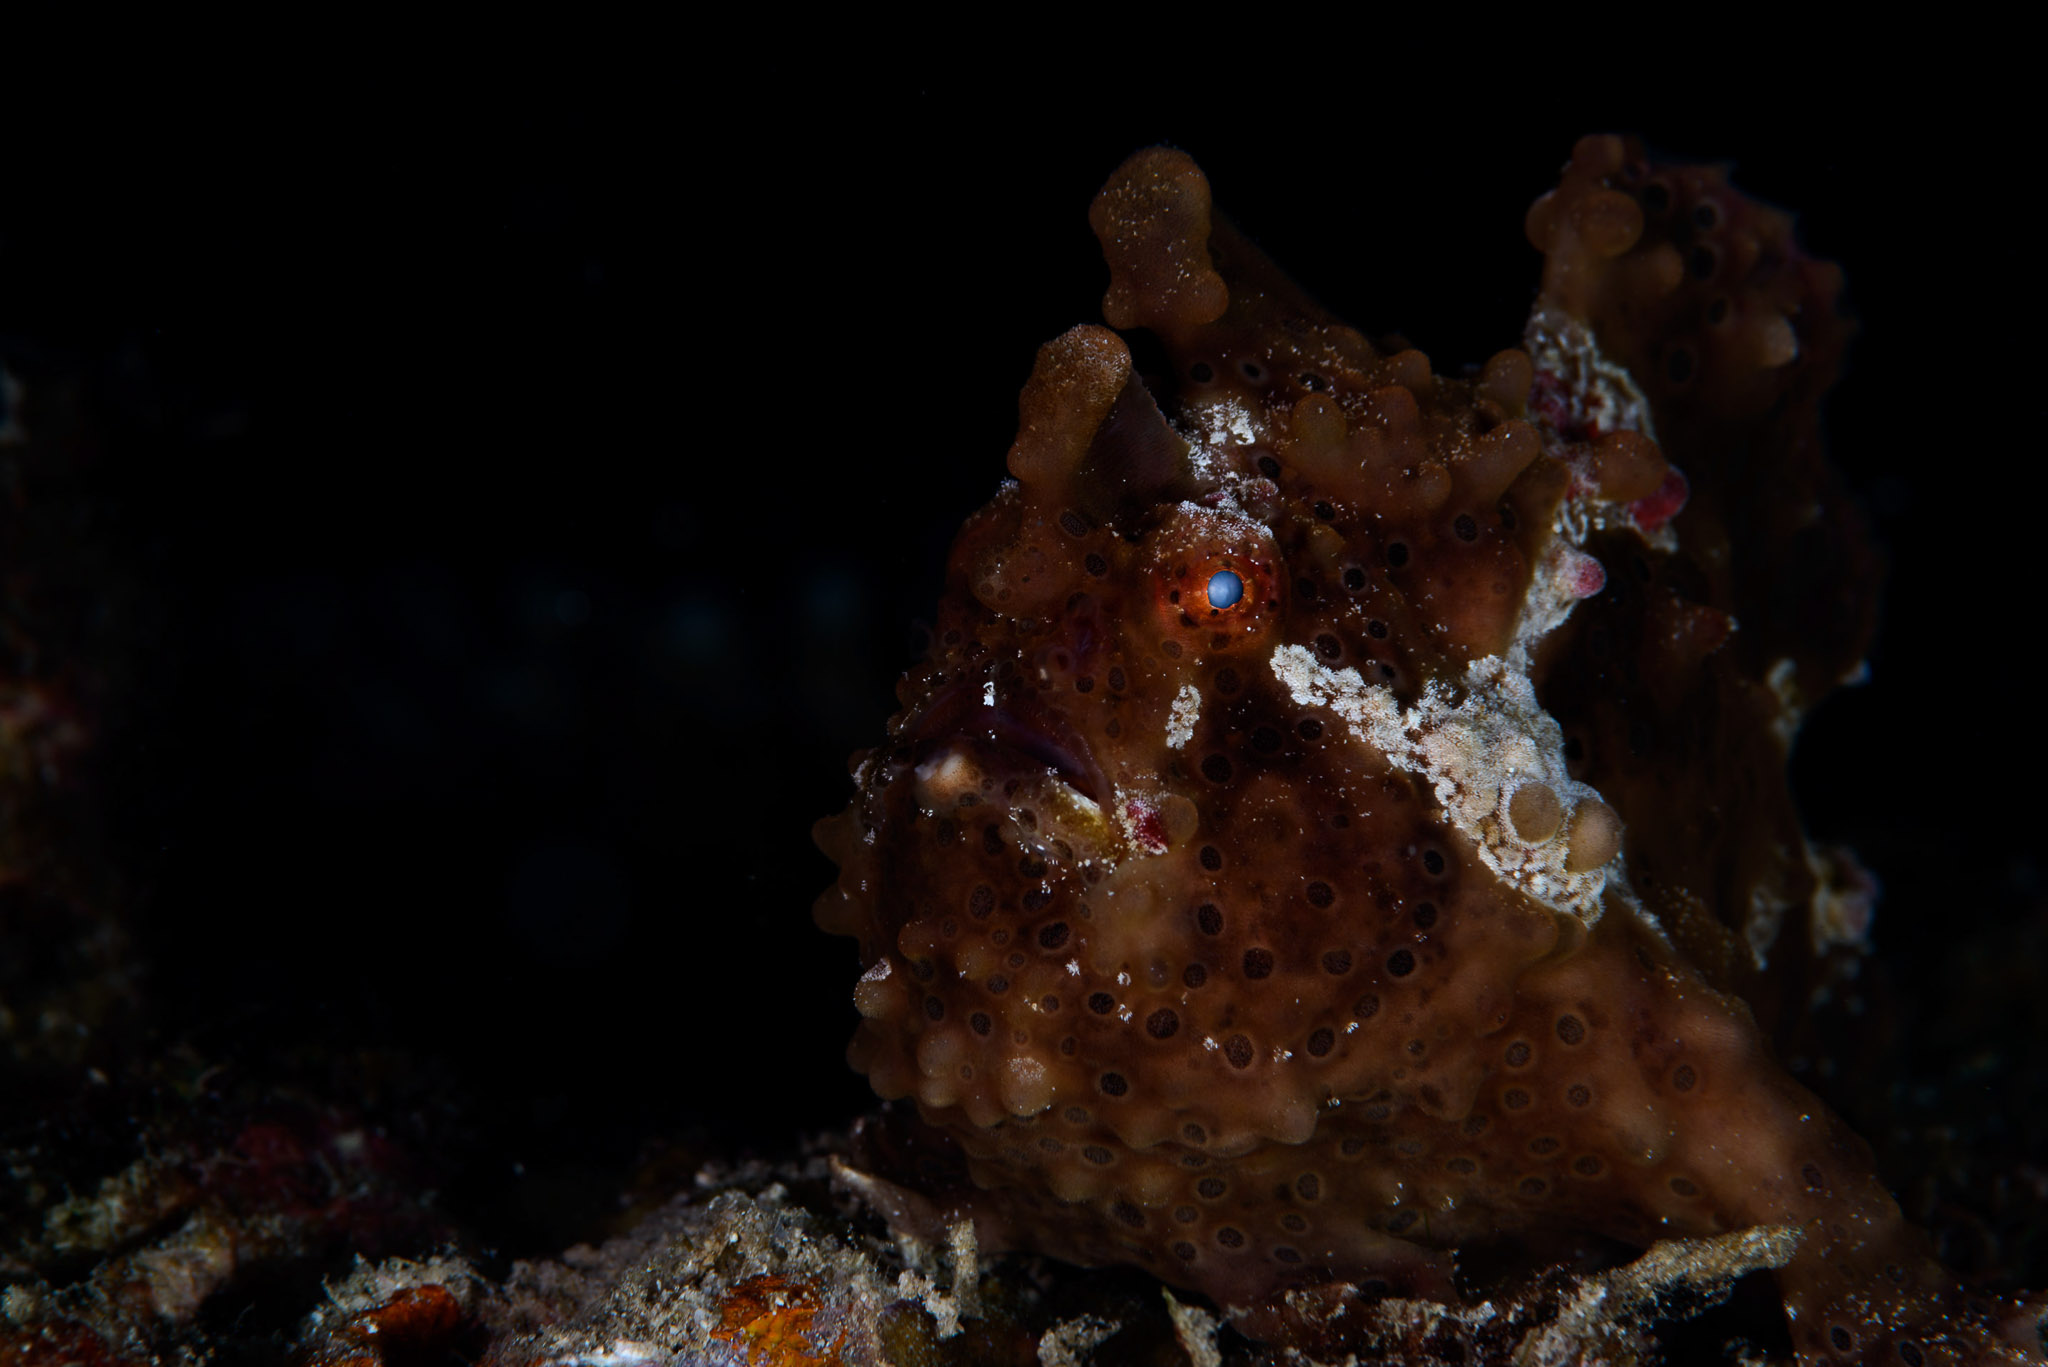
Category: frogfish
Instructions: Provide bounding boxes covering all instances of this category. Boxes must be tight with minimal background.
[813,137,2045,1364]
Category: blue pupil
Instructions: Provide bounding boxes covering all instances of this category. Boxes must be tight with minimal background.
[1207,570,1244,609]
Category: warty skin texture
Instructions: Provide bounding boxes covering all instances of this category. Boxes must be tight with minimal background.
[814,140,2044,1365]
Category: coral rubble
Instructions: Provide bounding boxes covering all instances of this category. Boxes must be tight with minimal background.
[814,140,2047,1363]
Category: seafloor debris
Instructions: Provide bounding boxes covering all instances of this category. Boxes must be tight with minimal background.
[814,140,2046,1364]
[346,1148,1836,1367]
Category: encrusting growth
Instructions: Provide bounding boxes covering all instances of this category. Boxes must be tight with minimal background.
[815,139,2045,1364]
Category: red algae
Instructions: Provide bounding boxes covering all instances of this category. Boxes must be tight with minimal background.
[816,141,2046,1364]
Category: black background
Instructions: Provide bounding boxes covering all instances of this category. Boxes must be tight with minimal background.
[3,79,2035,1260]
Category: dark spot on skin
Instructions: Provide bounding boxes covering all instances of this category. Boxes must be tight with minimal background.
[1296,1174,1321,1200]
[969,886,995,918]
[1224,1035,1254,1068]
[1386,542,1409,568]
[1504,1088,1531,1110]
[1555,1015,1586,1045]
[1172,1241,1196,1260]
[1273,1246,1302,1263]
[1088,992,1115,1015]
[1059,510,1088,537]
[1367,619,1388,639]
[1189,362,1213,383]
[1573,1155,1603,1176]
[924,996,944,1020]
[1298,719,1323,740]
[1355,993,1381,1018]
[1342,566,1367,591]
[1316,633,1342,660]
[1183,1124,1207,1145]
[1146,1009,1180,1039]
[1387,949,1416,977]
[1114,1201,1144,1228]
[1182,963,1209,988]
[1322,950,1352,974]
[1200,845,1223,871]
[1670,1177,1699,1197]
[1305,881,1334,908]
[1197,1176,1226,1199]
[1202,754,1233,784]
[970,1012,991,1036]
[1341,1136,1367,1155]
[1314,501,1335,521]
[1037,922,1070,950]
[1413,901,1437,928]
[1518,1177,1546,1197]
[1084,553,1108,577]
[1672,1064,1697,1091]
[1100,1072,1128,1096]
[1830,1327,1854,1353]
[1196,903,1224,935]
[1566,1084,1592,1107]
[1257,455,1281,479]
[1420,849,1446,876]
[1505,1041,1531,1067]
[1083,1145,1114,1165]
[1453,513,1478,541]
[1020,888,1052,911]
[1216,1227,1245,1248]
[1447,1157,1477,1175]
[1306,1028,1334,1056]
[1529,1136,1560,1155]
[1387,1209,1418,1234]
[1803,1163,1828,1194]
[1252,726,1282,752]
[1241,948,1274,979]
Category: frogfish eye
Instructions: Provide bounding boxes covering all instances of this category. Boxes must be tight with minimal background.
[1207,570,1244,610]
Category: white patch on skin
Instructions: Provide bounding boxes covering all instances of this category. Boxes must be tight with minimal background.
[1178,398,1266,487]
[1525,305,1658,444]
[1166,683,1201,749]
[1806,843,1878,957]
[1516,308,1683,663]
[1766,657,1802,748]
[1746,887,1790,970]
[1270,645,1619,922]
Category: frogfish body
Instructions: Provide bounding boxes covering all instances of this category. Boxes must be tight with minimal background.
[815,138,2044,1364]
